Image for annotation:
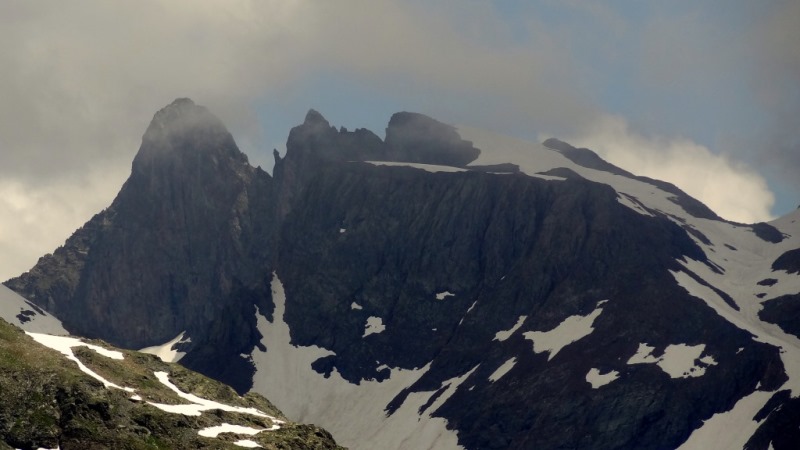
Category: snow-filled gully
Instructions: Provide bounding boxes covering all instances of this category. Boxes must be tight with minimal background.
[26,332,281,448]
[669,217,800,448]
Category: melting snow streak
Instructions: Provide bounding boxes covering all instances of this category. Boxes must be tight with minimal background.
[488,357,517,382]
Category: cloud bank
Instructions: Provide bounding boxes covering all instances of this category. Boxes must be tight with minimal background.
[562,116,775,224]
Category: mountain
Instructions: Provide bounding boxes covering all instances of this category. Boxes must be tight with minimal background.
[0,316,342,449]
[5,98,800,449]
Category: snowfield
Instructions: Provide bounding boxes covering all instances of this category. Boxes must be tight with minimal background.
[0,285,66,335]
[251,273,467,450]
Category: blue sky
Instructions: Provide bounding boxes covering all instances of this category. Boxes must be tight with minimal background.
[0,1,798,277]
[246,1,798,215]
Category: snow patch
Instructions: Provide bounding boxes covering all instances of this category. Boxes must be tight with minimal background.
[362,161,467,173]
[523,305,604,361]
[363,316,385,337]
[493,316,527,342]
[350,302,363,310]
[585,368,620,388]
[435,291,455,300]
[1,285,66,335]
[26,332,133,391]
[339,228,346,234]
[251,273,465,450]
[627,343,717,378]
[148,371,282,421]
[139,331,191,363]
[531,173,566,181]
[234,440,262,448]
[26,331,282,448]
[488,357,517,382]
[198,423,269,438]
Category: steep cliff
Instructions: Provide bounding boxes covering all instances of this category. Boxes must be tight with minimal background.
[5,99,276,391]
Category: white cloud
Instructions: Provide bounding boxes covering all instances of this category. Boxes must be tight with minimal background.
[562,115,775,224]
[0,161,129,279]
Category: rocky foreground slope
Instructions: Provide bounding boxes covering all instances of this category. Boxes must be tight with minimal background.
[0,317,342,449]
[5,98,800,449]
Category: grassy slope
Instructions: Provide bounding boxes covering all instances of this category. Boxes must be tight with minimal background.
[0,319,344,450]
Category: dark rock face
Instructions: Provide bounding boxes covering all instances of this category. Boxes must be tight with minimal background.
[772,248,800,273]
[385,112,480,166]
[4,101,795,449]
[751,222,786,243]
[745,391,800,450]
[272,157,781,449]
[5,99,276,391]
[759,293,800,338]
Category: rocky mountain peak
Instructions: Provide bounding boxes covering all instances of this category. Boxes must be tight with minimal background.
[303,108,331,127]
[134,98,248,178]
[385,111,480,166]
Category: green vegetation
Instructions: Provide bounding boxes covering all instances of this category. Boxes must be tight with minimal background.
[0,319,344,449]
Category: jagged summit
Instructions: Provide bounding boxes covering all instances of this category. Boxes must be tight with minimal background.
[303,108,330,127]
[134,98,248,176]
[280,109,480,168]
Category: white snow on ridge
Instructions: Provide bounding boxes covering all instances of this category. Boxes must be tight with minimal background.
[458,126,685,219]
[530,173,566,181]
[585,368,619,389]
[493,315,527,342]
[627,343,717,378]
[523,304,604,361]
[0,285,66,335]
[362,161,467,173]
[139,331,191,363]
[363,316,385,337]
[251,273,466,450]
[350,301,363,310]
